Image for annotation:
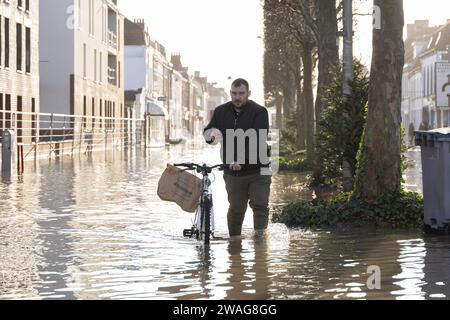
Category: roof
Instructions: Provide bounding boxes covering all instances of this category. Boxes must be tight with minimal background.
[124,18,147,46]
[419,22,450,59]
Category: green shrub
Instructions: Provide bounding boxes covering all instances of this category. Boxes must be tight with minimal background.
[277,156,314,171]
[272,190,424,230]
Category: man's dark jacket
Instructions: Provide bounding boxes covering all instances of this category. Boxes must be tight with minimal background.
[203,100,270,176]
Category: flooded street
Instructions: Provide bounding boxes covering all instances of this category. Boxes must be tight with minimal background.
[0,143,449,300]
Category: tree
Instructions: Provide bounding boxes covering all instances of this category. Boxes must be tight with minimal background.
[316,60,369,185]
[264,0,316,158]
[354,0,405,200]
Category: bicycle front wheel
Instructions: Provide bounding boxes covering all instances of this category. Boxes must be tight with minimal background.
[202,196,212,245]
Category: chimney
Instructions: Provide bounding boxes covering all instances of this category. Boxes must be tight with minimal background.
[134,19,145,30]
[195,71,200,78]
[171,54,183,70]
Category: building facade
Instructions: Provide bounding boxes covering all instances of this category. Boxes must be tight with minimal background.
[124,18,187,147]
[402,20,450,143]
[40,0,124,131]
[0,0,40,144]
[207,83,228,120]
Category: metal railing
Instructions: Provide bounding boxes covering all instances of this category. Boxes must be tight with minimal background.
[0,110,147,163]
[108,30,117,49]
[107,66,117,85]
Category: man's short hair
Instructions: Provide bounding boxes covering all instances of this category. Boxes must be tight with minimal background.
[232,78,250,91]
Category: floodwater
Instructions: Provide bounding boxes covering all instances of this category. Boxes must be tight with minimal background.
[0,143,449,300]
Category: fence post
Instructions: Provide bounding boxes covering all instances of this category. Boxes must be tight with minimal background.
[71,116,75,156]
[79,119,83,155]
[105,125,108,151]
[34,111,39,162]
[50,113,54,159]
[1,130,16,176]
[62,116,66,157]
[144,114,148,148]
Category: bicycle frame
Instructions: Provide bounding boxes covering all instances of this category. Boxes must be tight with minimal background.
[174,163,224,244]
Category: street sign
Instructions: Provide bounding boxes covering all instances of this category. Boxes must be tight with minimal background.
[436,62,450,107]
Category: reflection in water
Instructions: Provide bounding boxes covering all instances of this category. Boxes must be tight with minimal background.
[0,144,449,300]
[422,235,450,299]
[392,239,426,299]
[35,160,77,299]
[225,237,271,300]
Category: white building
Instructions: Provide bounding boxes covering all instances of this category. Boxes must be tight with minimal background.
[207,83,228,120]
[169,69,184,142]
[401,20,450,143]
[124,18,186,147]
[0,0,40,145]
[40,0,125,130]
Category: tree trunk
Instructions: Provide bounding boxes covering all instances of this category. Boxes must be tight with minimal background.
[303,44,315,162]
[282,71,296,125]
[354,0,405,200]
[342,0,354,192]
[313,0,339,183]
[296,71,306,149]
[276,94,283,130]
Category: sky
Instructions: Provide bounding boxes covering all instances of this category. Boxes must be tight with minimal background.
[119,0,450,105]
[355,0,450,65]
[118,0,264,103]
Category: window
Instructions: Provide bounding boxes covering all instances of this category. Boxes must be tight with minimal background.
[83,43,86,78]
[17,96,22,143]
[0,15,2,67]
[77,0,81,29]
[89,0,94,36]
[88,0,91,34]
[5,18,9,68]
[92,0,95,35]
[17,0,22,9]
[118,61,120,88]
[102,5,105,42]
[104,7,107,43]
[0,94,3,132]
[5,94,11,129]
[431,65,434,95]
[26,27,30,73]
[99,99,102,128]
[92,97,95,129]
[25,0,29,11]
[16,23,22,71]
[99,52,102,82]
[118,20,120,52]
[94,49,97,81]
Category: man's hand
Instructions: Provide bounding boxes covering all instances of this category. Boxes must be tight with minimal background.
[204,128,222,145]
[229,162,242,171]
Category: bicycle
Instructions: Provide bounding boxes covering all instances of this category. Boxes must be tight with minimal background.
[174,162,225,245]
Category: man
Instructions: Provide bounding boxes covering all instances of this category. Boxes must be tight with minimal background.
[204,78,271,237]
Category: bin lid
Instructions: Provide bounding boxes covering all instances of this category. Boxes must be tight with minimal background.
[415,128,450,142]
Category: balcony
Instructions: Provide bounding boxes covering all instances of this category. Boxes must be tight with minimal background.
[107,66,117,86]
[108,30,117,50]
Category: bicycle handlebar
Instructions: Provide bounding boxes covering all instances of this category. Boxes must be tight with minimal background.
[174,162,225,173]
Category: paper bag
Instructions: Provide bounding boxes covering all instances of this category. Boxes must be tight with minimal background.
[157,164,203,212]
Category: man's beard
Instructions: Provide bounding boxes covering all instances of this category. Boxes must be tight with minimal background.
[232,100,246,109]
